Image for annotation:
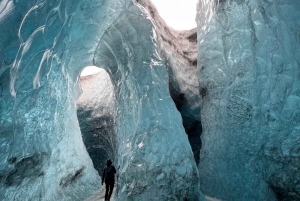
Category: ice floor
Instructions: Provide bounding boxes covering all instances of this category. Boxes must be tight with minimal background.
[85,186,115,201]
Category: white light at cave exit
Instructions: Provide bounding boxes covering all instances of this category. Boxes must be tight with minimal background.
[81,66,102,76]
[151,0,198,30]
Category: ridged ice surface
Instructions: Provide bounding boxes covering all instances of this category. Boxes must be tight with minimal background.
[197,0,300,200]
[0,0,202,200]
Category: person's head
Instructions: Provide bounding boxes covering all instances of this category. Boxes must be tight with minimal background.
[106,159,112,166]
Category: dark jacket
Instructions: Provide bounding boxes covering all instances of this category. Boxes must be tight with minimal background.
[102,165,116,183]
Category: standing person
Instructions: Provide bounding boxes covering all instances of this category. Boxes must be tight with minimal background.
[102,159,117,201]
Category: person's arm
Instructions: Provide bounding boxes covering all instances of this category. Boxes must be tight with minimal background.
[113,166,116,174]
[101,167,106,184]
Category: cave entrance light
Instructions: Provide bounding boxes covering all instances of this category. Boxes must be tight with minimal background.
[151,0,198,30]
[80,66,102,77]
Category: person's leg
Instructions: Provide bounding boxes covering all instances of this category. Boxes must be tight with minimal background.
[108,179,115,200]
[105,180,109,200]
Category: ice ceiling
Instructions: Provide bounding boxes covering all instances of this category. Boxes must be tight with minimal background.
[0,0,300,201]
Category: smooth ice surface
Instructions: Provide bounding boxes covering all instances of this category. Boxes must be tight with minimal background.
[0,0,203,200]
[197,0,300,200]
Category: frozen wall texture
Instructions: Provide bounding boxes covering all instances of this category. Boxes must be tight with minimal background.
[0,0,202,200]
[197,0,300,200]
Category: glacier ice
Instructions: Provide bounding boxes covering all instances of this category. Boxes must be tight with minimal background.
[197,0,300,200]
[2,0,299,200]
[0,0,202,200]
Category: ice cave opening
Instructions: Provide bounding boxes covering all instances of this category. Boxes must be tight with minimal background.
[77,67,117,176]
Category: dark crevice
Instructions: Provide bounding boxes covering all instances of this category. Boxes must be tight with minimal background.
[60,167,85,187]
[187,32,197,43]
[169,83,202,165]
[270,185,300,201]
[199,87,207,98]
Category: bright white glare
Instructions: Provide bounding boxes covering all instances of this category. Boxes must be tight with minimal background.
[80,66,102,76]
[151,0,198,30]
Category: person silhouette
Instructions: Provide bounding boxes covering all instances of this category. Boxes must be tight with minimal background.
[102,159,117,201]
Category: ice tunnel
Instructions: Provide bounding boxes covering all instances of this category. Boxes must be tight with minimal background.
[0,0,300,200]
[77,67,117,176]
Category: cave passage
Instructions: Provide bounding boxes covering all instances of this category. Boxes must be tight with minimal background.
[0,0,203,200]
[77,67,117,175]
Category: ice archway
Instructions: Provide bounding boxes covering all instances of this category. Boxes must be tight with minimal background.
[0,0,202,200]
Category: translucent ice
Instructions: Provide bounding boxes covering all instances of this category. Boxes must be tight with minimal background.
[0,0,202,200]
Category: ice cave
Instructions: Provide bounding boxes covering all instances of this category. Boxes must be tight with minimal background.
[0,0,299,200]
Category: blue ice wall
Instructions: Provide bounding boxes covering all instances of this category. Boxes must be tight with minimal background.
[197,0,300,200]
